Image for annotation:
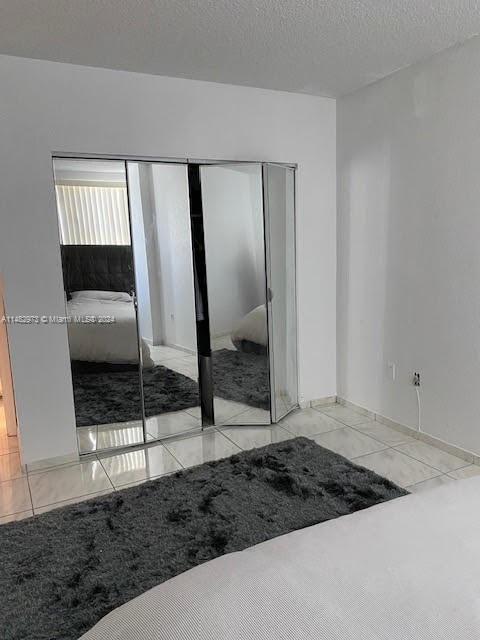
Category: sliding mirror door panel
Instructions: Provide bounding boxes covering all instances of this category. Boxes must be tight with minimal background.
[200,164,271,425]
[53,158,145,453]
[263,164,298,421]
[127,162,201,440]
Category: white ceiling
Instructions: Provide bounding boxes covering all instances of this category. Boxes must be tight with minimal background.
[1,1,480,97]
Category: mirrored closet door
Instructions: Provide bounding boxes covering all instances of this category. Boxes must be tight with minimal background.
[53,158,145,453]
[126,162,201,441]
[263,164,298,421]
[54,156,298,455]
[200,164,271,425]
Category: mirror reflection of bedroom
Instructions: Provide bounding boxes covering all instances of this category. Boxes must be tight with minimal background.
[127,162,201,441]
[54,159,146,452]
[53,158,203,452]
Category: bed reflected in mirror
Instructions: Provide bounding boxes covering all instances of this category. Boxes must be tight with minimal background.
[53,158,145,453]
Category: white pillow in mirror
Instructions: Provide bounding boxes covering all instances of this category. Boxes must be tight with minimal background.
[70,290,132,302]
[231,304,268,347]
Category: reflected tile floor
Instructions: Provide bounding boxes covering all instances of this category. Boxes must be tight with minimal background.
[146,411,201,441]
[2,402,480,522]
[185,397,254,425]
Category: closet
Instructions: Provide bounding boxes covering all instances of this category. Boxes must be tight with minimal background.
[53,157,297,453]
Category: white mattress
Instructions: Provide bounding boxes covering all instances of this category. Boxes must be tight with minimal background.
[67,297,152,366]
[231,304,267,348]
[81,477,480,639]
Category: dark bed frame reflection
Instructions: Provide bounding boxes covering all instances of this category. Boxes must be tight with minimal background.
[61,245,135,297]
[61,244,144,428]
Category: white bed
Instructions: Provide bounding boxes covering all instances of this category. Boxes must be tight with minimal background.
[67,290,153,366]
[81,477,480,639]
[231,304,268,354]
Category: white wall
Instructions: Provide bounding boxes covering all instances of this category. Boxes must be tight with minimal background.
[128,163,155,344]
[337,35,480,454]
[0,54,336,464]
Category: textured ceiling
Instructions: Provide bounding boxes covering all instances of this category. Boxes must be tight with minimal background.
[1,1,480,97]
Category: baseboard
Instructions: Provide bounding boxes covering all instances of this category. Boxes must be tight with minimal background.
[163,342,196,356]
[336,397,375,421]
[337,396,477,466]
[308,396,337,408]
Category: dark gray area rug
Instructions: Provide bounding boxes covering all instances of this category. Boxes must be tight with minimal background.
[72,365,200,427]
[73,350,270,427]
[213,349,270,410]
[0,437,408,640]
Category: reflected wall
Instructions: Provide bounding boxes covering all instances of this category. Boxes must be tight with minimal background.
[127,162,201,440]
[201,164,271,425]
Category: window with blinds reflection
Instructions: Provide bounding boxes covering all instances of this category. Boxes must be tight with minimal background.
[55,184,131,245]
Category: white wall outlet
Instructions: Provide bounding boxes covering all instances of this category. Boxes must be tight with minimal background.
[387,362,396,381]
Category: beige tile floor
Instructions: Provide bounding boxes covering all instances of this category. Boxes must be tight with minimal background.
[2,400,480,524]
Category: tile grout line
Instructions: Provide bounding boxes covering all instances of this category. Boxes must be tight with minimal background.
[281,416,372,441]
[311,406,372,430]
[404,472,453,491]
[347,423,416,448]
[162,441,189,470]
[160,442,186,472]
[350,444,446,489]
[212,429,243,452]
[323,423,393,450]
[350,445,453,484]
[215,428,246,451]
[217,404,257,424]
[388,445,472,476]
[96,456,119,491]
[33,489,115,515]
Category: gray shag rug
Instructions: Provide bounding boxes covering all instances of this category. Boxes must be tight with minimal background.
[73,349,270,427]
[213,349,269,410]
[72,365,199,427]
[0,437,408,640]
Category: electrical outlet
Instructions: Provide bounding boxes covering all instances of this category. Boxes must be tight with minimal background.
[413,372,421,387]
[387,362,396,381]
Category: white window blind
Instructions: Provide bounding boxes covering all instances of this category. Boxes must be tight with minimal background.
[55,184,131,245]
